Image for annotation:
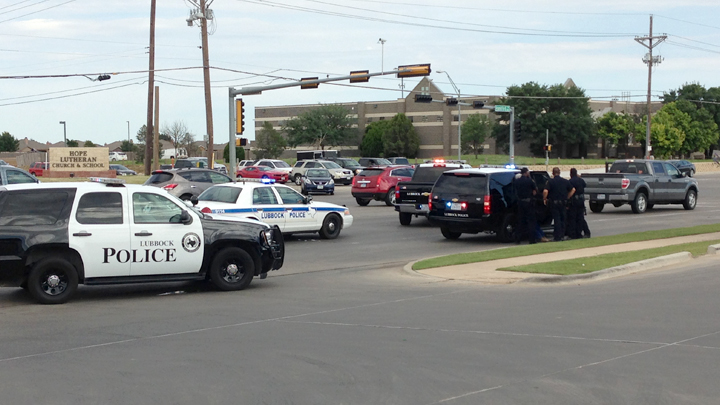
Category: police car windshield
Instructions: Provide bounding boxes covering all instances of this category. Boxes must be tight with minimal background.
[198,186,241,203]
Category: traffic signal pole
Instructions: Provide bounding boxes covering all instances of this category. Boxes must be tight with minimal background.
[509,107,515,166]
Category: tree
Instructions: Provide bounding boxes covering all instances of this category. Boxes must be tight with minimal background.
[84,140,95,147]
[663,83,720,155]
[284,104,356,150]
[66,140,79,147]
[461,114,492,158]
[492,82,594,157]
[120,140,135,152]
[162,121,190,151]
[382,113,420,158]
[360,121,388,157]
[596,112,642,156]
[650,102,689,158]
[223,143,245,163]
[0,131,19,152]
[253,122,287,159]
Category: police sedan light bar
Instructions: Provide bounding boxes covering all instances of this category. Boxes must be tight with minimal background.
[397,63,431,78]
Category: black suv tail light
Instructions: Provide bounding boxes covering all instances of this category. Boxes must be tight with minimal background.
[483,195,491,215]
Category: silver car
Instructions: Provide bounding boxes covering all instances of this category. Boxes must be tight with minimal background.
[144,168,232,200]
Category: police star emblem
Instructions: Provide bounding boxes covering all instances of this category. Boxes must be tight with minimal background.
[182,232,201,253]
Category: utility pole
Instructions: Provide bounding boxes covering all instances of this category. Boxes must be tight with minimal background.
[187,0,215,168]
[377,38,386,73]
[153,86,160,171]
[634,15,666,159]
[144,0,156,175]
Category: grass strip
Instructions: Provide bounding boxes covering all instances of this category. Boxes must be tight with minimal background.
[498,239,720,275]
[412,223,720,270]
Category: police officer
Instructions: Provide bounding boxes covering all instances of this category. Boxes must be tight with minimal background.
[513,167,538,244]
[543,167,575,242]
[567,168,591,239]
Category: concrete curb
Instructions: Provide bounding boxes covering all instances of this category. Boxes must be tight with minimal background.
[403,259,449,280]
[515,252,693,284]
[707,244,720,255]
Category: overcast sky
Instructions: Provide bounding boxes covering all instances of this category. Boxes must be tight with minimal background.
[1,0,719,146]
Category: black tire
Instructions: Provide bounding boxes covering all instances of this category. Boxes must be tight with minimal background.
[27,258,79,305]
[294,174,303,185]
[646,203,654,210]
[319,214,342,239]
[179,193,193,201]
[612,202,623,208]
[385,187,396,206]
[399,212,412,226]
[209,247,255,291]
[497,213,516,243]
[683,189,697,210]
[589,201,605,213]
[356,197,370,206]
[631,192,648,214]
[441,227,461,240]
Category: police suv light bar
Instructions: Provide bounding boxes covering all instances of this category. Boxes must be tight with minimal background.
[89,177,126,185]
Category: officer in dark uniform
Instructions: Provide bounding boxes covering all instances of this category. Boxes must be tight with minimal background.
[513,167,538,244]
[543,167,575,242]
[567,168,591,239]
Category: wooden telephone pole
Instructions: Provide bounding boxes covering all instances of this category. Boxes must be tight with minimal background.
[187,0,215,167]
[144,0,156,175]
[634,15,666,159]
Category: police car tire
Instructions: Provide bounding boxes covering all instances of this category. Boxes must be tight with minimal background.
[385,187,396,206]
[319,214,342,239]
[27,258,78,305]
[356,198,370,206]
[497,214,516,243]
[399,212,412,226]
[209,247,255,291]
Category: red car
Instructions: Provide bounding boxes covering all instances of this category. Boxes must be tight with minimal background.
[351,165,414,206]
[28,162,48,177]
[237,165,289,183]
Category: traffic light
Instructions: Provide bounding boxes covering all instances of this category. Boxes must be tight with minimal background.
[445,97,458,106]
[415,93,433,103]
[236,99,245,135]
[397,63,431,78]
[473,101,485,109]
[300,77,319,89]
[349,70,370,83]
[236,138,248,147]
[514,119,522,142]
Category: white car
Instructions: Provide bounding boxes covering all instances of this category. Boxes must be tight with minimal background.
[194,181,353,239]
[254,159,293,174]
[109,152,128,161]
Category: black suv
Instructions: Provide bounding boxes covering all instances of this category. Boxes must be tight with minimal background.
[427,168,551,242]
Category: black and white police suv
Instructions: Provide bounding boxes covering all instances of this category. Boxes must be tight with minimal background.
[0,178,284,304]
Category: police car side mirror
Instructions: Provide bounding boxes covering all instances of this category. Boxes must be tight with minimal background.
[180,210,192,224]
[303,195,313,204]
[190,196,198,206]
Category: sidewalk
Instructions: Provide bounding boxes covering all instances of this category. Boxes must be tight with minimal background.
[412,232,720,284]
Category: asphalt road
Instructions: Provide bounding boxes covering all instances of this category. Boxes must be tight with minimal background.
[1,173,719,404]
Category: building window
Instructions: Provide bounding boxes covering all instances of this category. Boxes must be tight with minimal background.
[379,117,385,121]
[453,115,459,122]
[436,116,443,122]
[408,116,414,122]
[422,116,428,122]
[367,117,373,123]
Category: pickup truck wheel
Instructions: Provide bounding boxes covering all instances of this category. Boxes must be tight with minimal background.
[385,187,396,206]
[683,189,697,210]
[27,258,78,305]
[294,174,303,185]
[209,247,254,291]
[646,203,654,210]
[399,212,412,226]
[631,192,648,214]
[497,214,516,243]
[356,197,370,206]
[441,227,461,240]
[319,214,342,239]
[589,202,604,213]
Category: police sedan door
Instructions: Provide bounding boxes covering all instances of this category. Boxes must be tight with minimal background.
[273,186,316,232]
[129,191,204,276]
[251,186,287,230]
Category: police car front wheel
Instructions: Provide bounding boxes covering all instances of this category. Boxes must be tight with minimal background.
[209,247,255,291]
[319,214,342,239]
[27,258,79,305]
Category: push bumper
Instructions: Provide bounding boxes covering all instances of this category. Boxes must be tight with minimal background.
[394,203,429,215]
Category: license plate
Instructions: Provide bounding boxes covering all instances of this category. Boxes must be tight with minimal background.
[451,202,462,211]
[597,194,605,200]
[360,184,367,188]
[318,185,323,189]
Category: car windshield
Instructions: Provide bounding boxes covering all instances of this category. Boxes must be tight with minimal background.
[322,161,341,169]
[371,158,392,165]
[392,158,410,164]
[340,159,361,167]
[198,186,241,203]
[257,166,272,172]
[273,161,291,168]
[307,169,331,177]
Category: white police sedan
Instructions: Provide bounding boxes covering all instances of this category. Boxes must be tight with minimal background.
[193,180,353,239]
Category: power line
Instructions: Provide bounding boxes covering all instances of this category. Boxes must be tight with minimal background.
[0,0,76,24]
[0,32,197,48]
[655,14,720,31]
[0,0,53,16]
[665,40,720,55]
[670,35,720,49]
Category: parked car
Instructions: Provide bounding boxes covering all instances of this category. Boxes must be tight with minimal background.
[174,157,208,169]
[326,157,365,175]
[301,168,335,195]
[290,160,354,185]
[387,157,410,165]
[351,166,414,206]
[110,164,137,176]
[144,168,233,200]
[0,159,9,166]
[238,160,256,167]
[237,166,289,183]
[358,157,392,167]
[254,159,293,174]
[109,152,128,161]
[28,162,48,177]
[667,160,696,177]
[0,166,39,185]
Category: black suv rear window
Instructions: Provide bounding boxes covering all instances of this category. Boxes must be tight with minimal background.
[357,168,384,177]
[0,191,70,226]
[412,166,452,182]
[147,172,173,184]
[434,173,487,194]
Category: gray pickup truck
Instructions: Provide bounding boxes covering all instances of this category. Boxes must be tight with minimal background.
[583,159,699,214]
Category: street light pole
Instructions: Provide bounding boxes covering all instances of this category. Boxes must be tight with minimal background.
[377,38,386,73]
[59,121,66,145]
[437,71,462,160]
[126,121,130,142]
